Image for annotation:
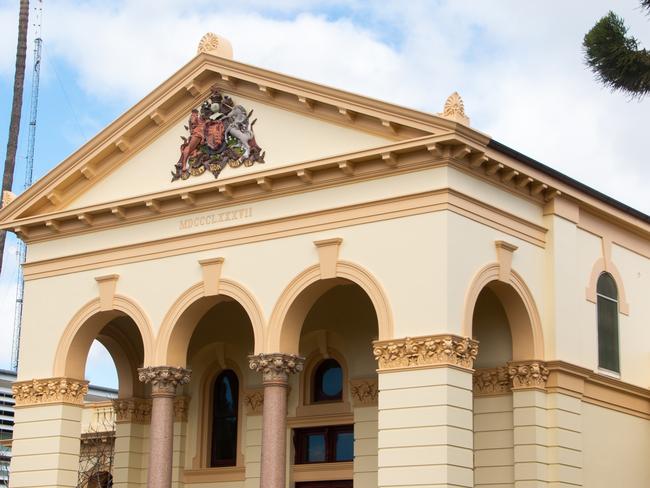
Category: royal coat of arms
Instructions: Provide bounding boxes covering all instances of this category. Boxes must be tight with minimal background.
[171,86,265,181]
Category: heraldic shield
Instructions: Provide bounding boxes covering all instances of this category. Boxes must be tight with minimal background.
[172,85,265,181]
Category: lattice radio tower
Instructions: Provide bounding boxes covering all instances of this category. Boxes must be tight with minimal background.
[11,1,43,371]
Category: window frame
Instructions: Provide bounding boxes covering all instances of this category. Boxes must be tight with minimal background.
[596,272,620,375]
[293,424,354,464]
[209,369,240,468]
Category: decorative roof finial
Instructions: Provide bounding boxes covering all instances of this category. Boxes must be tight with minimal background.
[197,33,233,59]
[439,92,470,126]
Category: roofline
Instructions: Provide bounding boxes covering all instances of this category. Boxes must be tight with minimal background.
[488,139,650,225]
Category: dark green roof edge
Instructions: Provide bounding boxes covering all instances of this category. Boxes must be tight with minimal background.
[488,139,650,225]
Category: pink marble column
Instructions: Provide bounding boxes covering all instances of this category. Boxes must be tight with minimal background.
[249,353,304,488]
[138,366,191,488]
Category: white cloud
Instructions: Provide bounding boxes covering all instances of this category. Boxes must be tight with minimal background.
[25,0,646,212]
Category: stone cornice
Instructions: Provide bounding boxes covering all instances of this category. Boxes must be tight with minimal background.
[138,366,191,396]
[249,353,304,385]
[12,377,89,406]
[113,397,151,423]
[2,130,568,244]
[350,378,378,407]
[373,335,478,371]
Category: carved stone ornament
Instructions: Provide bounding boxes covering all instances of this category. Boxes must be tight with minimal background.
[249,353,305,384]
[243,388,265,415]
[350,378,378,407]
[174,396,190,422]
[2,190,15,208]
[171,86,265,182]
[438,92,470,125]
[508,361,549,389]
[12,377,89,406]
[473,367,510,396]
[113,398,152,423]
[197,32,221,54]
[137,366,191,396]
[373,335,479,371]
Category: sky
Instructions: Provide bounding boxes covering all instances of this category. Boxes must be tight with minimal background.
[0,0,648,388]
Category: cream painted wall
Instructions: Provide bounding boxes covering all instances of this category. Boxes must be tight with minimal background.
[582,403,650,487]
[444,210,545,339]
[447,166,543,225]
[548,221,650,387]
[612,243,650,387]
[29,166,449,262]
[65,93,393,211]
[19,210,450,381]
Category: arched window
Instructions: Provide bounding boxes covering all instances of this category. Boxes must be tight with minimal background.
[210,370,239,467]
[597,273,619,373]
[313,359,343,402]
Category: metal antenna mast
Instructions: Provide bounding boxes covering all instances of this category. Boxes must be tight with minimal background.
[11,0,43,371]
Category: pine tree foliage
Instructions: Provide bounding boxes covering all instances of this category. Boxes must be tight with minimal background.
[583,1,650,98]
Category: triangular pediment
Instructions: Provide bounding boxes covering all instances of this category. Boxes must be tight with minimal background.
[0,52,483,238]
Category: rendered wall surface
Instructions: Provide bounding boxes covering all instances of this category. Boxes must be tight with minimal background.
[582,402,650,487]
[65,93,394,210]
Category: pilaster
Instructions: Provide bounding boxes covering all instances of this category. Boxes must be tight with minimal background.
[373,335,478,488]
[9,377,88,488]
[509,361,550,488]
[351,378,379,488]
[112,398,151,488]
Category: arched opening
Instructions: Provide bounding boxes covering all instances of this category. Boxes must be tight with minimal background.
[471,278,539,488]
[173,295,256,473]
[288,280,379,486]
[57,300,151,488]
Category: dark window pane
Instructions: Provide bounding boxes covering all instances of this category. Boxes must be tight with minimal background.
[597,296,619,372]
[597,273,617,300]
[334,431,354,461]
[211,370,239,466]
[306,434,327,463]
[314,359,343,402]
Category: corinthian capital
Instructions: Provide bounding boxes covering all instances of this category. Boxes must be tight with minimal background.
[373,334,478,371]
[12,377,89,406]
[138,366,191,396]
[249,353,304,384]
[508,361,549,389]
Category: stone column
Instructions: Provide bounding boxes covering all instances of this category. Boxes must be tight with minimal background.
[373,335,478,488]
[138,366,191,488]
[249,353,304,488]
[509,361,550,488]
[10,377,88,488]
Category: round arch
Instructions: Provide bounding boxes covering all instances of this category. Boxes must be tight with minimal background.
[463,263,544,360]
[155,279,265,366]
[53,295,155,397]
[267,261,393,354]
[585,257,630,315]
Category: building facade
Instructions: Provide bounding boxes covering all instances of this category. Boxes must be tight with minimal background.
[1,34,649,488]
[0,369,117,487]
